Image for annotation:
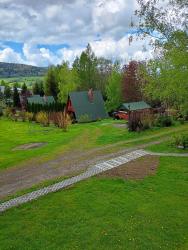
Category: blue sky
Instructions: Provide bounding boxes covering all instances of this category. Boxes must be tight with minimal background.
[0,0,153,66]
[0,41,70,54]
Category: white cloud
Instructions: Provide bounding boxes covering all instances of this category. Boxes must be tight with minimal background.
[0,0,155,66]
[58,48,83,64]
[0,35,154,66]
[0,48,25,64]
[90,36,153,64]
[22,43,61,66]
[0,0,138,45]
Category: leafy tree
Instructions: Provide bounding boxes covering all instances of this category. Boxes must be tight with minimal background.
[105,63,123,112]
[135,0,187,42]
[143,31,188,113]
[58,62,79,103]
[13,85,20,108]
[135,0,188,115]
[73,44,98,90]
[122,61,143,102]
[0,80,7,86]
[95,57,113,97]
[44,67,59,99]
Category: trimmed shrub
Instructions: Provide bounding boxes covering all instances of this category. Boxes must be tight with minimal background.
[4,107,15,117]
[35,112,49,126]
[25,112,34,122]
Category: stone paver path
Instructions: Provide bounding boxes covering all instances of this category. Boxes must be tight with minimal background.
[1,150,188,213]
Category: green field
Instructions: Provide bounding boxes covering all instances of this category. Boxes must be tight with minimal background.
[0,156,188,249]
[0,118,188,170]
[0,76,44,88]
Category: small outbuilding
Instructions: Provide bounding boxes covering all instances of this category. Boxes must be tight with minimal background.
[66,89,108,122]
[120,101,151,112]
[27,95,55,105]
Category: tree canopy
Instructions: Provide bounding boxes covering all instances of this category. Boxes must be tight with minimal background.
[105,63,122,112]
[135,0,188,115]
[58,62,79,103]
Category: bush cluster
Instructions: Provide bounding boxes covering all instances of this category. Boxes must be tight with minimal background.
[155,115,173,127]
[172,134,188,149]
[35,112,49,126]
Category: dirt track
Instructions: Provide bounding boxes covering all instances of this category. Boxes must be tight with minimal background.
[99,155,159,180]
[0,139,167,199]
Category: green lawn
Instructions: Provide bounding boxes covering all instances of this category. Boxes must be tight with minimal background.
[146,139,188,153]
[0,156,187,250]
[0,118,188,170]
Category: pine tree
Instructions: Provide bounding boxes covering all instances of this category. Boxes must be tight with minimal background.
[32,82,40,95]
[39,81,44,96]
[13,86,21,108]
[21,83,27,94]
[4,85,12,99]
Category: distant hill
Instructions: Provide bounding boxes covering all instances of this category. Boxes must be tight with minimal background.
[0,62,48,78]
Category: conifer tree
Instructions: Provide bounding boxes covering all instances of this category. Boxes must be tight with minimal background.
[13,85,20,108]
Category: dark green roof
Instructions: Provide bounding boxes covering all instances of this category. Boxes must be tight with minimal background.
[69,90,108,122]
[27,95,55,105]
[121,101,151,111]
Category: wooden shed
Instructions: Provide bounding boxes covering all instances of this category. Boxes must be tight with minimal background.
[120,101,151,112]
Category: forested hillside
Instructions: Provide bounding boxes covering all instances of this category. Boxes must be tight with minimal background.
[0,62,47,78]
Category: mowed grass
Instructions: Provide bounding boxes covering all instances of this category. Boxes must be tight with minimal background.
[0,157,188,250]
[0,118,188,170]
[0,118,125,170]
[146,136,188,154]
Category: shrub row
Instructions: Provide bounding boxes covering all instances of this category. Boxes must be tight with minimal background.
[27,102,65,113]
[3,107,71,131]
